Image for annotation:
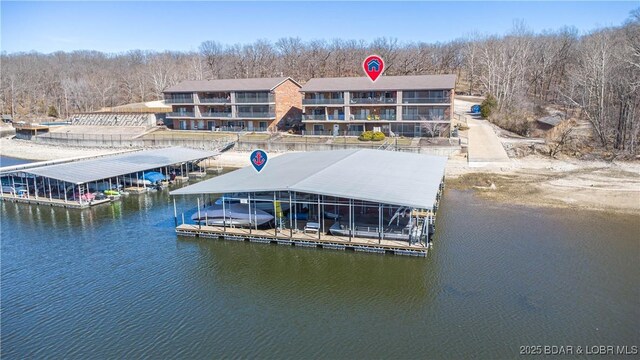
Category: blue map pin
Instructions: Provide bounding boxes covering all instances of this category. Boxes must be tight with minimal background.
[250,149,268,173]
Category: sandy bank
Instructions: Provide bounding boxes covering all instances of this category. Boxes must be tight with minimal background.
[446,154,640,214]
[0,138,117,161]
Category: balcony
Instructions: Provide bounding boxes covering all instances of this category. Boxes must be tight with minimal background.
[165,96,194,104]
[302,114,326,121]
[402,97,450,104]
[302,98,345,105]
[201,112,232,118]
[402,114,448,121]
[349,97,397,105]
[351,114,397,121]
[235,93,275,103]
[200,97,230,104]
[167,112,195,118]
[237,112,275,118]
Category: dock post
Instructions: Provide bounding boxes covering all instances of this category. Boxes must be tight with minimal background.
[204,199,208,226]
[197,198,201,229]
[173,198,178,226]
[348,199,352,242]
[64,182,68,203]
[222,195,226,232]
[378,203,382,244]
[317,194,321,240]
[289,191,293,239]
[48,178,52,200]
[248,193,252,234]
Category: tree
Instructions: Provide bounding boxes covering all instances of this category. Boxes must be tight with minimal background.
[47,105,58,118]
[480,94,497,118]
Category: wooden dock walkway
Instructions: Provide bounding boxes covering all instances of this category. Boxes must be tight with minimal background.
[0,193,111,209]
[176,224,429,257]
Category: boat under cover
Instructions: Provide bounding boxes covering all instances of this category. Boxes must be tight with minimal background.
[192,203,274,227]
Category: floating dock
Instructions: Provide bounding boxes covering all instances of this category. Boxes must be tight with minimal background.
[171,149,446,257]
[1,147,218,209]
[176,224,430,256]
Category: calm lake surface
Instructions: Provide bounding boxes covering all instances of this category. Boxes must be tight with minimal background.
[0,155,32,167]
[1,176,638,358]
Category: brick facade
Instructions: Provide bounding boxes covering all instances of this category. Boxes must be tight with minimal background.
[272,79,302,131]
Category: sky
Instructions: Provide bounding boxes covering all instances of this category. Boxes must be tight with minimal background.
[1,1,638,54]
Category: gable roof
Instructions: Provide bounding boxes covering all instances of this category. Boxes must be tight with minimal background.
[16,147,217,184]
[300,74,456,92]
[164,77,300,93]
[171,149,447,209]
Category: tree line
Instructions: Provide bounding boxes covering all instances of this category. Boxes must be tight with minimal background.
[1,9,638,153]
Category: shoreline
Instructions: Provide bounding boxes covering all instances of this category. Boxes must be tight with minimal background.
[1,137,638,214]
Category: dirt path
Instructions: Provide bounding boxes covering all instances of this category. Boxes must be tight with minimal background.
[454,98,511,166]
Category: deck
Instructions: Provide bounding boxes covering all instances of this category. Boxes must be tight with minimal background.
[176,224,429,256]
[0,193,111,208]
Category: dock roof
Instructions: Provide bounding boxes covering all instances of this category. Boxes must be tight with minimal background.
[171,149,447,209]
[300,74,456,92]
[18,147,217,184]
[164,77,299,93]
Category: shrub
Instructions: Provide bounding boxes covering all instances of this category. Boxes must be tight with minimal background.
[371,131,385,141]
[480,94,497,118]
[47,105,59,118]
[359,131,373,141]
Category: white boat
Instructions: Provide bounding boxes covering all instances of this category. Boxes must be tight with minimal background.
[214,193,290,213]
[123,177,152,186]
[192,203,274,227]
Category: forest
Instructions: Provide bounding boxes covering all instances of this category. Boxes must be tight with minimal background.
[1,9,638,153]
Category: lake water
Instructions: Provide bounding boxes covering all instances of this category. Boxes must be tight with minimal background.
[0,155,32,167]
[1,178,638,358]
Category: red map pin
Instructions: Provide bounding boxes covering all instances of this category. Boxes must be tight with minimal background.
[363,55,384,82]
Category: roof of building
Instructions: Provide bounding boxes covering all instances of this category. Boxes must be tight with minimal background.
[164,77,300,93]
[300,74,457,92]
[171,149,447,209]
[96,100,171,113]
[15,147,217,184]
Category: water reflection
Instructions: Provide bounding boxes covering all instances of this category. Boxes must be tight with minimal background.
[178,236,436,307]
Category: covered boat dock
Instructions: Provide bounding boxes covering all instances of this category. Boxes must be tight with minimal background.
[0,147,218,208]
[171,149,447,256]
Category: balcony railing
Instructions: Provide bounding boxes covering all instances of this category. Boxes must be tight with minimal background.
[305,130,333,136]
[235,94,275,103]
[349,98,397,104]
[201,112,232,118]
[351,114,397,121]
[237,112,275,118]
[402,97,450,104]
[167,112,195,117]
[327,114,346,121]
[302,98,345,105]
[302,114,326,121]
[200,97,230,104]
[165,97,194,104]
[402,114,448,121]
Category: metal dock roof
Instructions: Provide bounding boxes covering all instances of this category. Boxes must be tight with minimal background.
[16,147,218,184]
[171,149,447,209]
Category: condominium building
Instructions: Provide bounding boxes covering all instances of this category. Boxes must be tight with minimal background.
[299,75,456,137]
[163,77,301,132]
